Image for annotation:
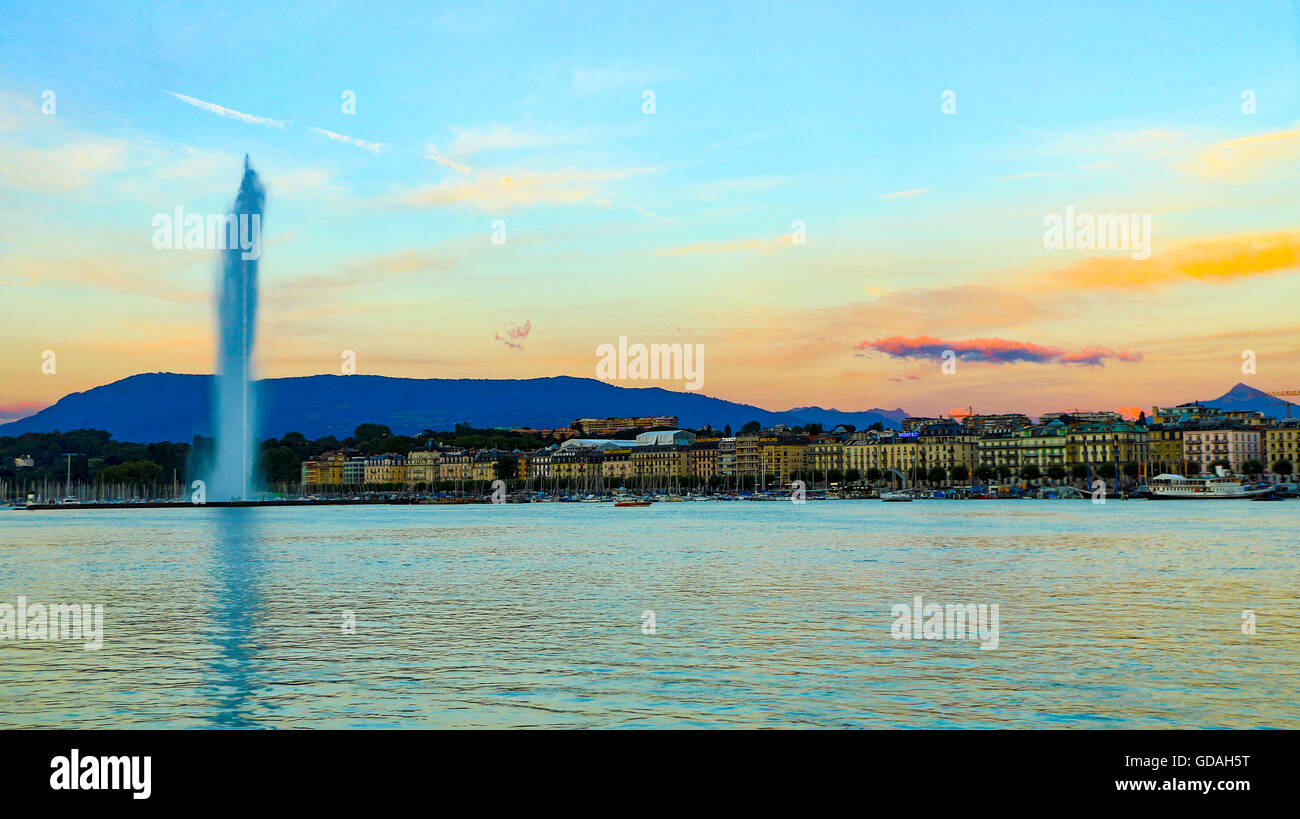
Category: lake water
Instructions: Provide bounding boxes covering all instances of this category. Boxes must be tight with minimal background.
[0,500,1296,728]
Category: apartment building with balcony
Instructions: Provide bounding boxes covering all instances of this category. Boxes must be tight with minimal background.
[1064,421,1149,471]
[1264,420,1300,475]
[1182,423,1261,474]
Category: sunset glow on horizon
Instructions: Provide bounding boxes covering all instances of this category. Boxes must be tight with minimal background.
[2,1,1298,423]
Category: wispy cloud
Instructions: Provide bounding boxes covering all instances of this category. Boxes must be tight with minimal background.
[878,187,930,200]
[390,167,655,211]
[444,124,577,157]
[993,171,1061,182]
[311,127,383,153]
[0,138,128,191]
[626,203,676,224]
[424,142,471,173]
[1178,126,1300,180]
[692,176,786,201]
[165,91,287,128]
[656,232,797,256]
[571,64,671,95]
[494,319,532,350]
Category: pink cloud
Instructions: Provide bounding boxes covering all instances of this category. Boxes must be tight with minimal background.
[855,335,1143,367]
[494,319,532,350]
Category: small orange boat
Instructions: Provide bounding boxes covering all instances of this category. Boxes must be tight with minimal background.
[614,500,652,507]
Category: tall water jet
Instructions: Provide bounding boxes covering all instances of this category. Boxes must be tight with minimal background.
[209,156,264,501]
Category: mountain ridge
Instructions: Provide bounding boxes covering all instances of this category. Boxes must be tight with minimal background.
[5,376,1292,445]
[0,372,908,442]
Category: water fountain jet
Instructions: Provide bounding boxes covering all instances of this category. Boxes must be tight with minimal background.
[208,156,264,501]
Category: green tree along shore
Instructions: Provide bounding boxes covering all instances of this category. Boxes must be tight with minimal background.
[0,424,578,497]
[2,424,1295,500]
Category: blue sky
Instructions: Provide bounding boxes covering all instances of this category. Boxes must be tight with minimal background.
[1,0,1298,420]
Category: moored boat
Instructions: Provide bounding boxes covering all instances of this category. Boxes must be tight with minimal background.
[1147,473,1273,499]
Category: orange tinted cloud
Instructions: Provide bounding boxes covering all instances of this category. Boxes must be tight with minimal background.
[391,167,654,210]
[1055,231,1299,289]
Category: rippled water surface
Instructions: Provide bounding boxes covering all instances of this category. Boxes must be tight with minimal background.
[1,501,1296,728]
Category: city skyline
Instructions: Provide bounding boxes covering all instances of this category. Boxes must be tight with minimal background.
[3,0,1299,423]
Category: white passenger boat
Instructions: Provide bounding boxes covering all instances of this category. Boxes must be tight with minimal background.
[880,491,913,502]
[1147,473,1273,499]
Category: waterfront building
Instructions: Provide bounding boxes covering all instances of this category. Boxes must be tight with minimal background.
[319,450,354,485]
[841,426,974,483]
[601,446,635,482]
[734,433,765,477]
[438,450,472,482]
[527,449,553,481]
[842,436,874,477]
[631,444,690,478]
[301,450,350,488]
[635,429,697,447]
[471,451,498,482]
[1145,423,1187,474]
[574,416,679,436]
[843,430,890,477]
[406,449,442,485]
[342,456,366,485]
[962,413,1032,434]
[1039,410,1123,425]
[902,416,946,432]
[877,421,978,480]
[1182,423,1261,474]
[1064,421,1150,473]
[363,453,407,485]
[558,438,642,451]
[977,432,1018,473]
[689,438,719,480]
[807,439,845,477]
[1009,421,1067,474]
[1221,410,1270,428]
[551,447,602,483]
[1150,403,1221,425]
[508,426,578,440]
[1264,420,1300,476]
[759,435,809,482]
[717,437,737,477]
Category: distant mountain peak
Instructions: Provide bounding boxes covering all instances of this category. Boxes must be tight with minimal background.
[1198,382,1296,418]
